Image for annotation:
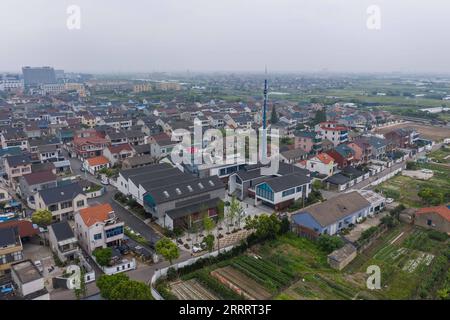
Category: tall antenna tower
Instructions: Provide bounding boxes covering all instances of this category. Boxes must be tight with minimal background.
[262,66,268,160]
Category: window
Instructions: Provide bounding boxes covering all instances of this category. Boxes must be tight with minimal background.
[60,201,72,209]
[93,233,102,240]
[282,188,295,197]
[427,219,432,226]
[198,183,204,189]
[296,186,302,193]
[0,193,5,200]
[106,226,124,238]
[76,200,85,207]
[256,183,274,202]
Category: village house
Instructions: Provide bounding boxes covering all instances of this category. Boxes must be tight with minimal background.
[34,182,88,221]
[291,191,371,237]
[83,156,110,175]
[103,144,134,166]
[414,206,450,234]
[48,221,80,262]
[74,203,124,254]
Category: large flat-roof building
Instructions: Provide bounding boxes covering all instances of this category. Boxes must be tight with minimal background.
[22,66,56,87]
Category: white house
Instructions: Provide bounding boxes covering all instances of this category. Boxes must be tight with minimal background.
[305,153,336,177]
[74,203,124,254]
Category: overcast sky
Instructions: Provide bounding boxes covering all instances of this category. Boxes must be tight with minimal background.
[1,0,449,74]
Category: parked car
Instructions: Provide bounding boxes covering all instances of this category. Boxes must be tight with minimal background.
[192,244,203,253]
[386,198,394,204]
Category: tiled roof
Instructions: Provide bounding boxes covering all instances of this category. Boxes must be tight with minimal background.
[86,156,109,166]
[79,203,114,227]
[416,206,450,222]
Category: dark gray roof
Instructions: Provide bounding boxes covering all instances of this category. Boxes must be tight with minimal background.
[280,148,308,160]
[145,175,224,204]
[342,166,364,178]
[260,173,311,193]
[293,191,370,227]
[120,163,172,180]
[0,226,19,247]
[129,167,184,186]
[140,171,196,192]
[49,221,74,242]
[326,173,351,185]
[6,154,32,167]
[38,182,84,205]
[132,144,151,154]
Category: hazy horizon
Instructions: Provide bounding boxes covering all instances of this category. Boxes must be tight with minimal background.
[1,0,450,74]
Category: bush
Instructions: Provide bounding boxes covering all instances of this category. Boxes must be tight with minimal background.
[166,267,178,281]
[406,161,418,170]
[428,230,448,242]
[114,192,127,203]
[381,216,396,228]
[317,235,344,253]
[360,226,378,241]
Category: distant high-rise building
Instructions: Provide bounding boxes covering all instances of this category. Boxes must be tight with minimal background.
[22,66,56,86]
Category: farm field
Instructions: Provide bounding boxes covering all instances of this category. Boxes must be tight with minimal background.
[211,266,272,300]
[170,279,219,300]
[163,227,447,300]
[376,163,450,207]
[345,226,449,299]
[427,146,450,164]
[374,123,450,141]
[169,234,366,300]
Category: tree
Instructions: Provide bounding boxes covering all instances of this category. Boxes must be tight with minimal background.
[217,200,225,228]
[312,109,327,125]
[270,105,279,124]
[312,180,323,191]
[245,213,281,240]
[97,273,129,299]
[109,279,153,300]
[317,235,344,253]
[227,196,241,231]
[202,212,215,235]
[31,209,52,227]
[381,215,395,228]
[97,273,152,300]
[155,237,179,265]
[92,247,112,267]
[203,234,215,252]
[418,188,444,206]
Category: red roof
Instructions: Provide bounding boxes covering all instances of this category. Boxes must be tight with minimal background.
[79,203,114,227]
[108,143,133,154]
[0,220,39,238]
[86,156,109,166]
[315,153,334,164]
[416,206,450,222]
[23,170,56,185]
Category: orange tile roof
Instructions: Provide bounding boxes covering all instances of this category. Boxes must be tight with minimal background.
[316,153,334,164]
[79,203,114,227]
[416,206,450,222]
[86,156,109,166]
